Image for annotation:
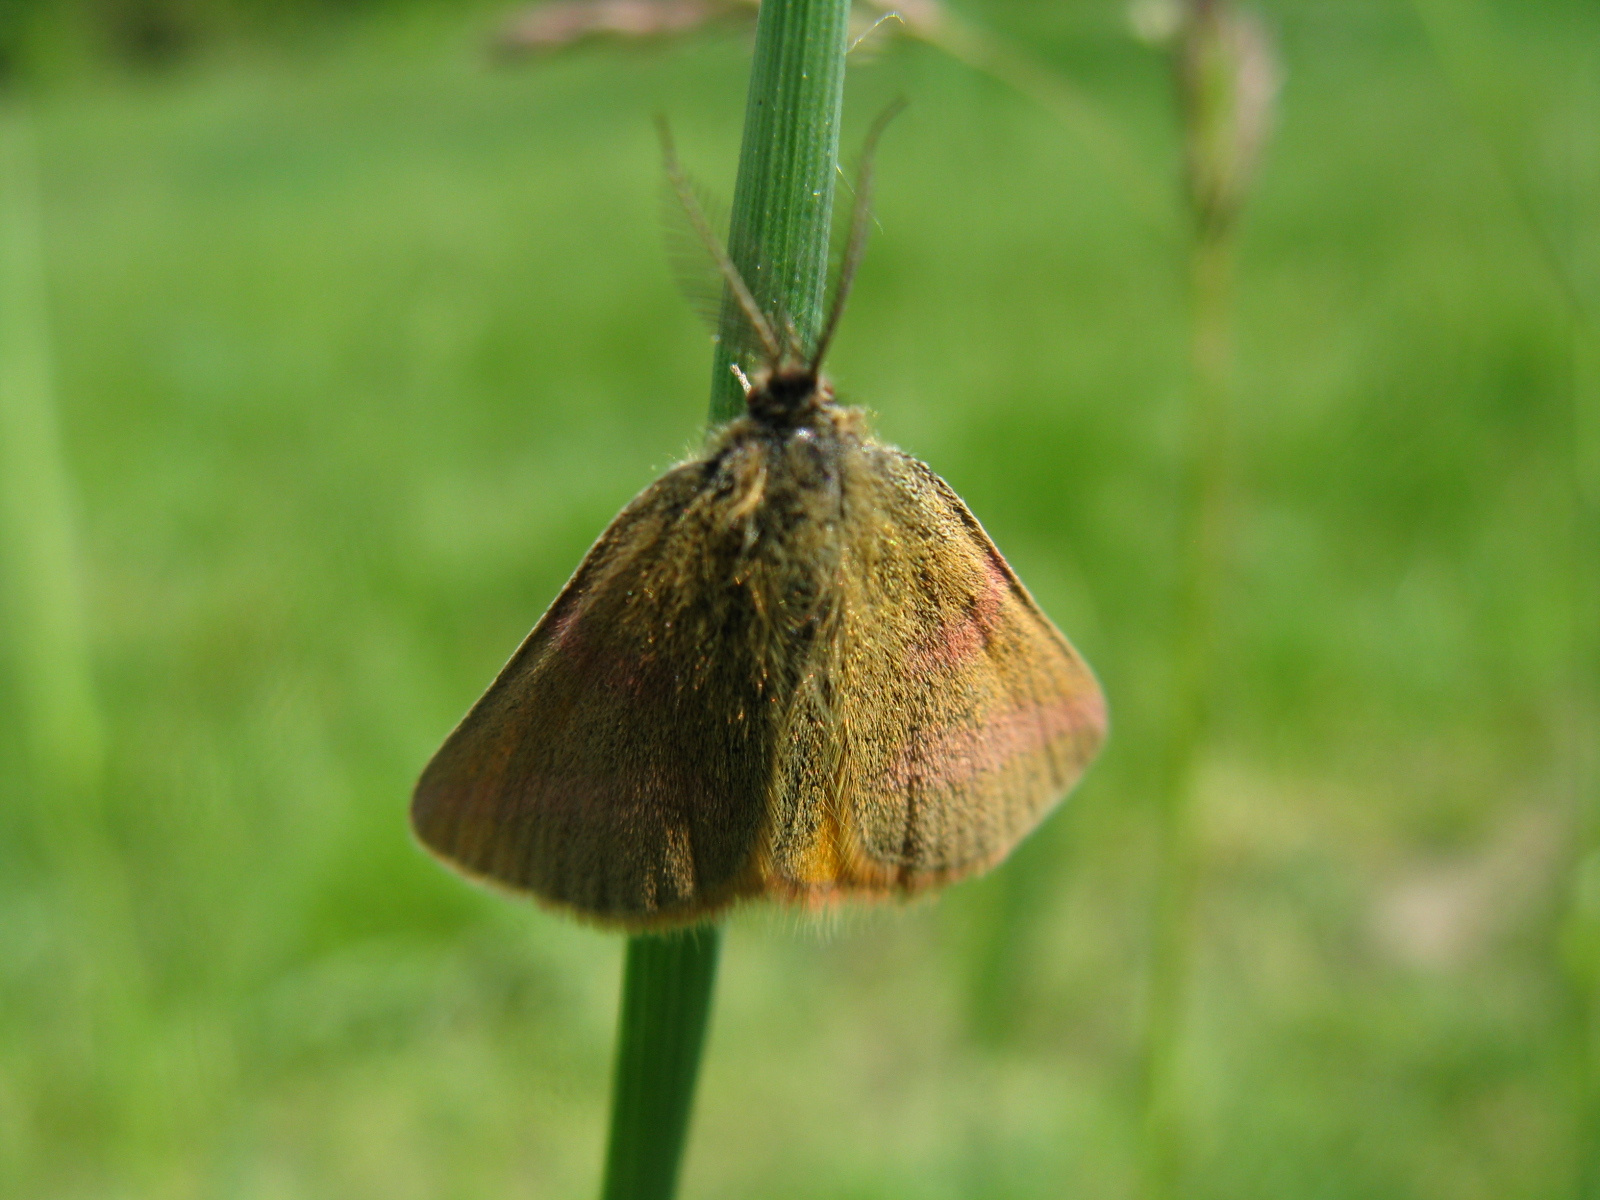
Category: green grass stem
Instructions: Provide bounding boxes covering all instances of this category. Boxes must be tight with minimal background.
[1138,5,1273,1194]
[1406,5,1600,1189]
[1139,220,1234,1200]
[1579,335,1600,1200]
[0,103,160,1167]
[600,2,850,1197]
[708,0,850,423]
[0,107,102,805]
[601,931,723,1200]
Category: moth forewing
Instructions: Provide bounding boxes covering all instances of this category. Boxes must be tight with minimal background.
[410,460,778,928]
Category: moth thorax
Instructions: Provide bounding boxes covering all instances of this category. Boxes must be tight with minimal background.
[747,367,831,429]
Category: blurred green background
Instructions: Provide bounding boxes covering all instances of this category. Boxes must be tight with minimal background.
[0,0,1596,1196]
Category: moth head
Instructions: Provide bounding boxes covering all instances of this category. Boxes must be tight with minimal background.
[658,100,904,425]
[743,362,835,428]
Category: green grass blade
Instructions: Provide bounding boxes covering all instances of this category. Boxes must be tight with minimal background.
[0,106,102,798]
[600,2,850,1197]
[708,0,851,424]
[601,930,723,1200]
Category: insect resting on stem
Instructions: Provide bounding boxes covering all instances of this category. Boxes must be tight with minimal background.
[411,104,1107,929]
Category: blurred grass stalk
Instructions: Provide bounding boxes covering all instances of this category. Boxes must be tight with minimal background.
[1577,321,1600,1197]
[1138,4,1275,1197]
[0,109,102,823]
[0,106,142,967]
[1579,325,1600,1198]
[1406,1,1600,1187]
[867,0,1176,243]
[599,1,849,1197]
[0,103,161,1167]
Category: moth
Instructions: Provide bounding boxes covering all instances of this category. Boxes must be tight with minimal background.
[411,113,1107,930]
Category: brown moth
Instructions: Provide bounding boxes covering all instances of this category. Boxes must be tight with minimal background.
[411,115,1107,930]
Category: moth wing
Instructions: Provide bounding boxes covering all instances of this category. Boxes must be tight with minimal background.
[767,444,1106,896]
[411,456,775,928]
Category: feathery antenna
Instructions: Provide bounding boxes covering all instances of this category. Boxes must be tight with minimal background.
[810,98,907,373]
[656,116,782,366]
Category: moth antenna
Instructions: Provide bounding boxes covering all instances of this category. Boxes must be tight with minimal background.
[659,167,734,338]
[848,9,905,56]
[831,165,889,236]
[781,311,806,365]
[656,116,782,365]
[811,98,907,374]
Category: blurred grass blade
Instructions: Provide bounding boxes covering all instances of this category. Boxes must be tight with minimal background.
[1409,0,1593,319]
[1138,6,1277,1198]
[1408,4,1600,1187]
[870,0,1178,243]
[0,106,102,797]
[0,102,158,1165]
